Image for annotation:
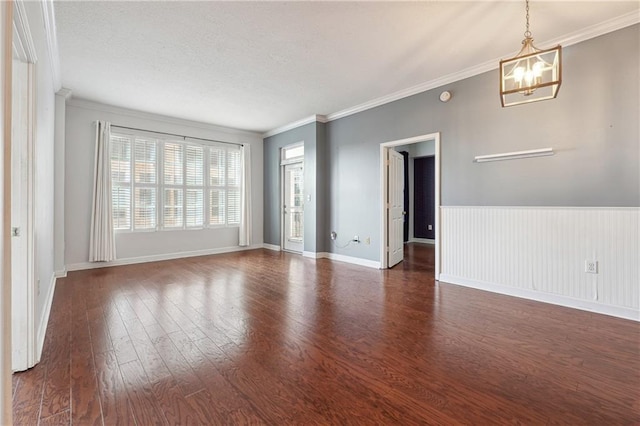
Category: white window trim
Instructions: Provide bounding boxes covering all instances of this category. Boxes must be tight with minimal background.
[280,141,304,165]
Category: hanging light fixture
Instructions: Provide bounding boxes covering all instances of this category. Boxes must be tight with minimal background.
[500,0,562,107]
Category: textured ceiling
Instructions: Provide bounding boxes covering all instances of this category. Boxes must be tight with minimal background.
[54,1,639,134]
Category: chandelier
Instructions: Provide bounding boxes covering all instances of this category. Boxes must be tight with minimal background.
[500,0,562,107]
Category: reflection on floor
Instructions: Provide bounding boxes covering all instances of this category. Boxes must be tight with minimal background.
[397,241,435,273]
[12,247,640,424]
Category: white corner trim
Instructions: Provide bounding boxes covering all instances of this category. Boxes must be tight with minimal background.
[40,0,61,91]
[263,114,328,138]
[54,269,67,278]
[36,273,58,362]
[12,0,37,63]
[66,98,262,139]
[56,87,72,100]
[66,244,263,272]
[263,243,281,251]
[317,252,381,269]
[439,274,640,322]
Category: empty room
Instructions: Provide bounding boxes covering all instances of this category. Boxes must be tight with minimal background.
[1,0,638,424]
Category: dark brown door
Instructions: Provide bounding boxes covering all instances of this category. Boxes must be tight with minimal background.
[414,156,435,239]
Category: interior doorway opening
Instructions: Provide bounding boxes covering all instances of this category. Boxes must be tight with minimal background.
[379,133,441,278]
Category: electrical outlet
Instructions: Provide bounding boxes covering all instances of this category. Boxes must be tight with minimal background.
[330,231,337,240]
[365,237,370,245]
[353,235,360,243]
[427,225,432,231]
[585,260,598,274]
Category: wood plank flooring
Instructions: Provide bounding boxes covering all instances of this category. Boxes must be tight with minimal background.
[12,244,640,424]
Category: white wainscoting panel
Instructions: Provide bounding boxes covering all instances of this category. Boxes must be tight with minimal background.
[441,207,639,317]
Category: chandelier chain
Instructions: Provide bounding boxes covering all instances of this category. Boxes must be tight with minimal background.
[524,0,532,38]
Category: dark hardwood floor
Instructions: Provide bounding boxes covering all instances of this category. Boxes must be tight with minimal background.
[12,244,640,424]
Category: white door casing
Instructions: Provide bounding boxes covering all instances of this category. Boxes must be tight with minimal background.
[11,1,37,372]
[379,133,440,276]
[388,149,404,267]
[283,163,304,253]
[1,3,11,423]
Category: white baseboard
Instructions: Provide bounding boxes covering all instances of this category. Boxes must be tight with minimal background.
[36,273,58,362]
[303,251,320,259]
[439,274,640,322]
[54,268,67,278]
[316,252,381,269]
[263,243,281,251]
[66,244,264,272]
[409,238,435,245]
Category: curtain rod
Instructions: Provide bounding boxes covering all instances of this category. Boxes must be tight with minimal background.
[110,124,242,147]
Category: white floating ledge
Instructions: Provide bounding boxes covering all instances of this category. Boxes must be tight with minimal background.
[474,148,554,163]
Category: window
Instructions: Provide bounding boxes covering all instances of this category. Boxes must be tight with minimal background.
[281,143,304,164]
[109,131,241,231]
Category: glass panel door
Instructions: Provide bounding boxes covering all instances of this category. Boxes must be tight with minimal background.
[283,163,304,253]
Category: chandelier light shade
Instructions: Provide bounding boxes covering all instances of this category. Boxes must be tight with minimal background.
[500,0,562,107]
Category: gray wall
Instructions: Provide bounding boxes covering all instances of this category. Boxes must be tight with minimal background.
[315,122,328,252]
[264,25,639,262]
[22,1,58,336]
[64,99,264,267]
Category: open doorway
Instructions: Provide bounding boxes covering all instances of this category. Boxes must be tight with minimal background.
[379,133,441,278]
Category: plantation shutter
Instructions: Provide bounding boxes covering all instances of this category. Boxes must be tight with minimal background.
[134,138,157,229]
[163,142,184,227]
[110,130,243,231]
[209,147,226,225]
[227,149,241,225]
[110,135,132,229]
[186,145,204,227]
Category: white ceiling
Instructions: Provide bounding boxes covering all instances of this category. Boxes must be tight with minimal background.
[54,1,639,134]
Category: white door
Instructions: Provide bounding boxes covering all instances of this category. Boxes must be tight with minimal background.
[11,58,35,371]
[388,149,405,267]
[283,163,304,253]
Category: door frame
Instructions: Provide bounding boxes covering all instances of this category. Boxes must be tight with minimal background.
[279,142,304,252]
[281,161,304,253]
[11,0,37,372]
[379,132,441,278]
[1,3,13,423]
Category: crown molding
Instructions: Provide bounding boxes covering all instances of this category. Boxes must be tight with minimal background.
[266,11,639,133]
[40,0,61,91]
[328,12,639,122]
[326,58,500,122]
[13,0,37,63]
[262,114,327,138]
[67,97,262,139]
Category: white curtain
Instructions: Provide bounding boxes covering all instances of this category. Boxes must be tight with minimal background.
[239,144,252,247]
[89,121,116,262]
